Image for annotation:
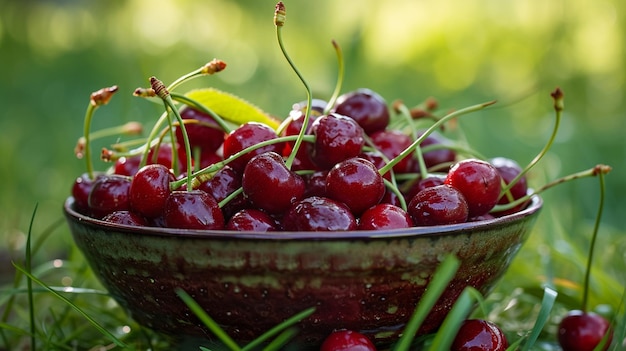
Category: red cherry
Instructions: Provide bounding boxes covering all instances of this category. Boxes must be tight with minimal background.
[222,122,283,172]
[87,175,132,219]
[325,157,385,216]
[226,209,280,231]
[490,157,529,216]
[163,190,224,230]
[558,311,613,351]
[358,203,413,230]
[197,165,248,220]
[403,173,446,202]
[175,107,225,153]
[309,113,365,170]
[332,88,390,134]
[444,159,502,217]
[71,172,103,214]
[451,319,508,351]
[282,196,357,231]
[129,164,175,218]
[320,329,377,351]
[113,155,142,176]
[369,129,416,174]
[407,184,469,226]
[418,131,457,171]
[242,152,305,215]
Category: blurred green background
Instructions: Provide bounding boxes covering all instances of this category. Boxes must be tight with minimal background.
[0,0,624,288]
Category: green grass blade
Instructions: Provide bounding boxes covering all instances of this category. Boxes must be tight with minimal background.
[242,307,315,351]
[393,254,460,351]
[11,263,126,348]
[175,288,242,351]
[521,286,557,351]
[26,204,37,351]
[427,287,476,351]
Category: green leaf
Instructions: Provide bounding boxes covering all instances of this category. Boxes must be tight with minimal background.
[185,88,281,130]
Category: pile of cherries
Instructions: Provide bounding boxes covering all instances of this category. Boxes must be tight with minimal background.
[72,87,530,232]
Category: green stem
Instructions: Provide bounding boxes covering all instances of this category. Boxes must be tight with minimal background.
[275,9,312,170]
[379,100,496,176]
[140,110,170,169]
[82,104,96,179]
[395,102,428,180]
[162,96,193,190]
[499,89,562,199]
[582,169,606,312]
[324,39,344,114]
[171,92,233,134]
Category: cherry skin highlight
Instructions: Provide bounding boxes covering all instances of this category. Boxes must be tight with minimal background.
[129,164,175,219]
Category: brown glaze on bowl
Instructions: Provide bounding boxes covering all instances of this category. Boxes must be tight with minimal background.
[63,195,542,348]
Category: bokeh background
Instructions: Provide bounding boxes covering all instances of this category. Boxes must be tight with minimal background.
[1,0,624,297]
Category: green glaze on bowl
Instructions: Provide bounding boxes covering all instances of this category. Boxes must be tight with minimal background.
[63,195,542,347]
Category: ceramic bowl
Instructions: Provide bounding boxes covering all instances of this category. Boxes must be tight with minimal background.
[63,195,542,348]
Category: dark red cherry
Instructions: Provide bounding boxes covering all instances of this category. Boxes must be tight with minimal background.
[242,152,305,215]
[369,129,416,174]
[332,88,390,134]
[320,329,377,351]
[558,311,613,351]
[490,157,528,215]
[445,159,502,217]
[175,107,225,153]
[197,165,248,220]
[309,113,365,170]
[282,196,357,231]
[87,175,132,219]
[226,209,280,232]
[71,172,102,214]
[163,190,224,230]
[407,184,468,226]
[280,108,319,172]
[358,204,413,230]
[325,157,385,216]
[147,142,187,173]
[451,319,508,351]
[102,210,148,226]
[129,164,175,218]
[222,122,283,172]
[113,155,142,176]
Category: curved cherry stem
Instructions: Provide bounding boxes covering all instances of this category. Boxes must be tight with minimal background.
[379,100,496,176]
[151,77,194,190]
[582,168,606,312]
[170,92,234,134]
[81,86,119,179]
[394,101,429,180]
[274,2,312,170]
[491,164,612,213]
[323,39,344,114]
[499,88,563,200]
[167,58,227,92]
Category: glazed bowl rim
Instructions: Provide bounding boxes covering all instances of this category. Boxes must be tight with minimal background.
[63,195,542,241]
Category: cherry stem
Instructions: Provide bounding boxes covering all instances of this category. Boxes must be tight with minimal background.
[499,87,563,200]
[139,110,170,169]
[384,178,407,211]
[323,39,344,114]
[491,164,612,212]
[170,92,233,134]
[167,58,227,92]
[395,101,429,180]
[379,100,497,176]
[218,187,243,209]
[151,77,194,191]
[82,86,119,180]
[274,2,312,170]
[582,167,606,312]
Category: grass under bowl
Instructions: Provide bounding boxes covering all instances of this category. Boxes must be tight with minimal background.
[63,195,542,349]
